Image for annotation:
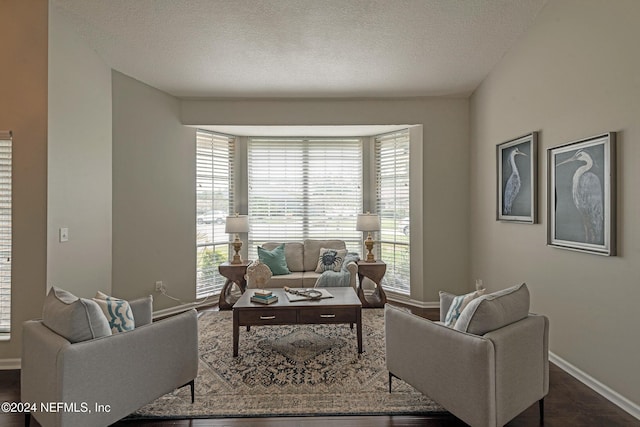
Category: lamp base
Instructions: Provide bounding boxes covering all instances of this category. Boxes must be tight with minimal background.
[364,236,375,262]
[231,239,243,264]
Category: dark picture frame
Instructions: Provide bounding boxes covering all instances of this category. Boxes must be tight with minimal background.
[547,132,616,256]
[497,132,537,223]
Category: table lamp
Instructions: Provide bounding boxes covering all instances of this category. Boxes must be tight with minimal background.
[356,212,380,262]
[225,213,249,264]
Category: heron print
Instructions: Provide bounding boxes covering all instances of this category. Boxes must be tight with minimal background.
[497,133,536,222]
[503,147,528,215]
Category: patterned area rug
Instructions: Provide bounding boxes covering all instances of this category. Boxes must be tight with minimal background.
[133,309,445,419]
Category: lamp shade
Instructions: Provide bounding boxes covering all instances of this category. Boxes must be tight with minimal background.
[356,213,380,232]
[225,215,249,234]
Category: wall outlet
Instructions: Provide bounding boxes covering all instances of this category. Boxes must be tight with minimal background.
[155,281,165,292]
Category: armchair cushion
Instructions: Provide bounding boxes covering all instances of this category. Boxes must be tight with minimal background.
[42,287,112,343]
[93,291,136,333]
[454,283,529,335]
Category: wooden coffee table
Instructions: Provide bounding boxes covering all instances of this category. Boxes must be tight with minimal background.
[232,287,362,357]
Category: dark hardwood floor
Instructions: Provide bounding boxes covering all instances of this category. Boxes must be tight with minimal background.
[2,305,637,427]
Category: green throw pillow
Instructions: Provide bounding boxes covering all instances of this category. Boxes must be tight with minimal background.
[257,243,291,275]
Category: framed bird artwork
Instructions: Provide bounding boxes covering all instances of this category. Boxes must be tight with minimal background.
[497,132,538,223]
[547,132,616,256]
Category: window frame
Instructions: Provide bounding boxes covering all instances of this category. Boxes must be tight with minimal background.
[247,137,363,258]
[195,130,235,298]
[0,131,12,336]
[375,130,411,295]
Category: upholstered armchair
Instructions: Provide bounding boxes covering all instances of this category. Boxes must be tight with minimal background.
[22,293,198,427]
[385,284,549,427]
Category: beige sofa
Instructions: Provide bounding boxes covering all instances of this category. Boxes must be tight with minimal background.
[247,239,358,289]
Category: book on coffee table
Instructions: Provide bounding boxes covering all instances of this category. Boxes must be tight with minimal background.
[250,295,278,304]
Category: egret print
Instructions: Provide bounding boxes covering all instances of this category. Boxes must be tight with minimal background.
[548,132,615,256]
[556,149,603,244]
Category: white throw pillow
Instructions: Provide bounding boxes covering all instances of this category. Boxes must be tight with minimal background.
[93,291,136,333]
[42,287,112,343]
[315,247,348,273]
[442,289,486,327]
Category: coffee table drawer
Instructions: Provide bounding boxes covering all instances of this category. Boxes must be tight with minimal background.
[299,307,356,323]
[239,309,296,325]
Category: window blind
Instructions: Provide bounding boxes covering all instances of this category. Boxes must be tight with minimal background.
[195,130,234,298]
[0,131,12,334]
[248,138,363,259]
[375,130,410,295]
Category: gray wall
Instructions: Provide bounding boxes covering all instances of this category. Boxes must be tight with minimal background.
[112,93,469,308]
[112,72,196,310]
[470,0,639,407]
[48,4,113,297]
[0,1,48,361]
[182,98,470,303]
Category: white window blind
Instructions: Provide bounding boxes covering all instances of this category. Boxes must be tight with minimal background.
[196,130,234,298]
[248,138,362,259]
[376,130,410,295]
[0,131,12,334]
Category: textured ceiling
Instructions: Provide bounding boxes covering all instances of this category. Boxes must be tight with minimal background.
[52,0,546,98]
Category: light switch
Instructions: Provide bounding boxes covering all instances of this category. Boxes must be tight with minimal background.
[59,227,69,242]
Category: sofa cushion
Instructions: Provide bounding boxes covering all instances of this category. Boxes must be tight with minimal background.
[442,289,485,327]
[93,291,136,333]
[453,283,530,335]
[304,239,347,271]
[267,271,307,287]
[262,241,304,272]
[315,247,348,273]
[42,287,112,343]
[258,243,291,275]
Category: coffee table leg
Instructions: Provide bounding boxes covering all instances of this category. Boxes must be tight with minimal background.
[233,309,239,357]
[356,308,363,354]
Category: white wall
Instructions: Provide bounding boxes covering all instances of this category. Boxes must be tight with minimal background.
[47,4,113,297]
[182,98,469,303]
[0,0,48,360]
[470,0,639,409]
[111,72,196,310]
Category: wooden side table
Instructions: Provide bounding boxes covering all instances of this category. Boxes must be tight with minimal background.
[356,260,387,308]
[218,261,250,310]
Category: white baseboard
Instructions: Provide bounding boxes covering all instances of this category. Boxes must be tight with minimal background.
[152,302,202,319]
[0,358,20,370]
[549,352,640,421]
[385,292,438,309]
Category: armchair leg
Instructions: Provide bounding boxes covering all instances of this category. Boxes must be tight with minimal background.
[25,413,30,427]
[539,398,544,423]
[179,379,195,403]
[388,372,399,393]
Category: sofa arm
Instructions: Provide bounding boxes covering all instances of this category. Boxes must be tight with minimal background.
[129,295,153,326]
[385,305,498,427]
[484,315,549,426]
[438,291,455,322]
[345,260,358,289]
[22,321,72,417]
